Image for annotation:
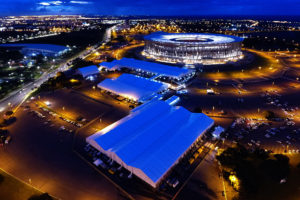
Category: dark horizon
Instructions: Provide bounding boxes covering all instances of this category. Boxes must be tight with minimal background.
[0,0,299,17]
[2,14,300,21]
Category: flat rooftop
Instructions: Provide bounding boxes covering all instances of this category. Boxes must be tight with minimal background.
[87,100,214,187]
[100,58,193,78]
[97,73,167,102]
[0,43,69,53]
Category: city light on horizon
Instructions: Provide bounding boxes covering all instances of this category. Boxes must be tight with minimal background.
[0,0,299,16]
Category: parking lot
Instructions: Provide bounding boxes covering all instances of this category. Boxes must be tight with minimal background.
[0,84,134,200]
[0,109,121,200]
[226,118,300,154]
[34,88,114,120]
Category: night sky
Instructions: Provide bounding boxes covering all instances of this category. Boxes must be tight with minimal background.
[0,0,299,16]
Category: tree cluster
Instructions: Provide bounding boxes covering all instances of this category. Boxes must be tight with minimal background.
[217,144,290,195]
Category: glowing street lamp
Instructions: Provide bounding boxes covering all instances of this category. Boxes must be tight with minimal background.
[44,101,51,106]
[229,175,237,183]
[229,175,239,190]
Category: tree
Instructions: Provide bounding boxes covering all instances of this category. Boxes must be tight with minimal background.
[28,193,53,200]
[264,110,276,120]
[217,145,291,195]
[5,110,13,116]
[0,49,23,62]
[193,107,202,113]
[71,58,94,69]
[0,174,4,184]
[33,54,45,65]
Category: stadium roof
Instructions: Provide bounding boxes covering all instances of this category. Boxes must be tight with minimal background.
[99,58,192,78]
[97,73,167,102]
[78,65,99,77]
[87,100,214,187]
[144,32,244,44]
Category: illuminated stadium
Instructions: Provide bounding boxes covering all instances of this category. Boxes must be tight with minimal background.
[143,32,244,65]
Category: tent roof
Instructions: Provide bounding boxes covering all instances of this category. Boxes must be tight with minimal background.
[78,65,99,77]
[97,73,167,102]
[100,58,192,78]
[88,100,214,184]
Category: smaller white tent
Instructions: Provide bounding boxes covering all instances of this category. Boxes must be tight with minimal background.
[97,74,167,102]
[78,65,99,78]
[99,58,194,80]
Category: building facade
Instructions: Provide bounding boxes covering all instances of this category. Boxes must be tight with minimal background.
[143,32,244,65]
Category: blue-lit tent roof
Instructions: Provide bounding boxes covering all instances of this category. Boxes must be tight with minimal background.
[97,73,167,102]
[87,100,214,187]
[78,65,99,77]
[100,58,192,78]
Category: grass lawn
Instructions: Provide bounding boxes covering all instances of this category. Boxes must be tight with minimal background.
[0,168,43,200]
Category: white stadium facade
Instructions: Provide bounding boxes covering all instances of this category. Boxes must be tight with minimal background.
[87,100,214,188]
[143,32,244,65]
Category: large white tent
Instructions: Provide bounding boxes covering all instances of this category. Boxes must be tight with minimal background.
[87,100,214,188]
[97,73,167,102]
[99,58,194,80]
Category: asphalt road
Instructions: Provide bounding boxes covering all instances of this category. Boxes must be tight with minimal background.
[0,110,121,200]
[0,51,83,113]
